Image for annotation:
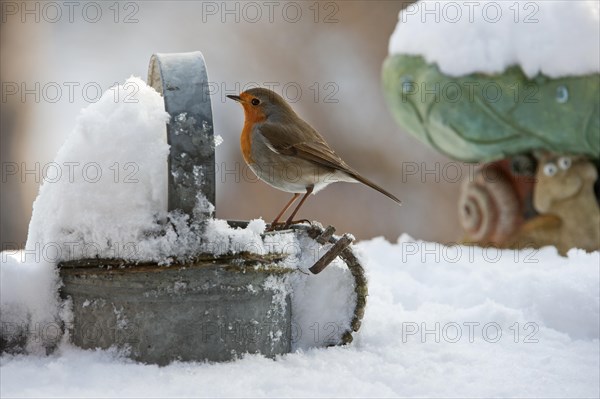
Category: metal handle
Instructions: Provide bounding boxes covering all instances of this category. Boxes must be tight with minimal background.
[147,52,215,219]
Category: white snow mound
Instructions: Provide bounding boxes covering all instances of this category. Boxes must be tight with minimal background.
[389,0,600,78]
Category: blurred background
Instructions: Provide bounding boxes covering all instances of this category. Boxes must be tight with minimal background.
[1,0,466,247]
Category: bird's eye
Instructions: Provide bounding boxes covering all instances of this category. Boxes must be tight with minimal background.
[543,163,558,177]
[558,157,571,170]
[251,98,260,106]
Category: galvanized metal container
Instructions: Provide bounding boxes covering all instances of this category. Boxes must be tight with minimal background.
[1,53,368,363]
[60,253,293,365]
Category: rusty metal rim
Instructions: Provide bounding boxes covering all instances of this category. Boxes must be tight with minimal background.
[58,252,288,274]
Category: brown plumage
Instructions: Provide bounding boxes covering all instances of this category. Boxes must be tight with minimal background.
[227,88,400,229]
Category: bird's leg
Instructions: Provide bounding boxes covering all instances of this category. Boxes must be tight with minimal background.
[283,186,314,229]
[267,193,300,231]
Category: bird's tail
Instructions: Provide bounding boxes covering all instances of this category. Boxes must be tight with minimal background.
[348,172,401,205]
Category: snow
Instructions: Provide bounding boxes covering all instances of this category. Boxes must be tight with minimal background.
[389,0,600,78]
[2,236,599,397]
[0,253,61,355]
[25,76,170,261]
[287,234,356,349]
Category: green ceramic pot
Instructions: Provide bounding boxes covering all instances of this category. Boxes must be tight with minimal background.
[382,55,600,162]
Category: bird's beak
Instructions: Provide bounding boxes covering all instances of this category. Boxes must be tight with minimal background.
[226,95,242,102]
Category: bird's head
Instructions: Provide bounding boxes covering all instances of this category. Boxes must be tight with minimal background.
[227,88,295,123]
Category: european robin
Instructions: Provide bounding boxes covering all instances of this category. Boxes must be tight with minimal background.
[227,88,401,229]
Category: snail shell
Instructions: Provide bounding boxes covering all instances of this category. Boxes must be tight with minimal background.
[459,164,522,244]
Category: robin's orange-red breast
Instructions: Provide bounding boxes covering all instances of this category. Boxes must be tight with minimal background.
[227,88,401,229]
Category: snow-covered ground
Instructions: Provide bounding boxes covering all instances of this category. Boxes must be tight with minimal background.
[2,237,599,398]
[389,0,600,77]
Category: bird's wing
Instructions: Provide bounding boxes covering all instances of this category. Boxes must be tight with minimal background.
[257,121,402,204]
[257,121,354,173]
